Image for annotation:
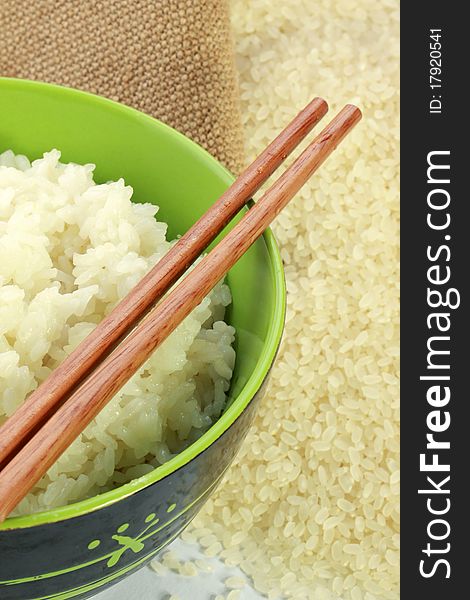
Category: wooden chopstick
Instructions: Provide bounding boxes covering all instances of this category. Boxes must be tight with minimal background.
[0,97,328,469]
[0,104,361,521]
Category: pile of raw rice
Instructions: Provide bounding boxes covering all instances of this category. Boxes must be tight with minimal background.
[0,149,235,516]
[154,0,399,599]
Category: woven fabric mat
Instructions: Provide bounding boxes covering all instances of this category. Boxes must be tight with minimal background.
[0,0,244,173]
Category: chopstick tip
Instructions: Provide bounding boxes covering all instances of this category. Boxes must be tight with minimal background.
[345,103,362,121]
[312,97,329,115]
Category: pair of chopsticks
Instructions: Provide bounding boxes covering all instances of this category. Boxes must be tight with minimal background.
[0,99,361,521]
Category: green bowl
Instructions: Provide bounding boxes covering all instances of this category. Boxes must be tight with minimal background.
[0,78,285,599]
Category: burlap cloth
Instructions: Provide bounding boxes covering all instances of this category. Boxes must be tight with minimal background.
[0,0,244,174]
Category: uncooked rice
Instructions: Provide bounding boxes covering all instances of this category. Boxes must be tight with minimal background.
[0,149,235,516]
[154,0,399,599]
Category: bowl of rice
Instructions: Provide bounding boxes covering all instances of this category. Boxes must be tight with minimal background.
[0,78,285,600]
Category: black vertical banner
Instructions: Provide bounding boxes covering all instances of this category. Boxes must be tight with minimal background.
[401,3,467,598]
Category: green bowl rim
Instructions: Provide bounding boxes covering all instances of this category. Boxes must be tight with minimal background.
[0,78,286,531]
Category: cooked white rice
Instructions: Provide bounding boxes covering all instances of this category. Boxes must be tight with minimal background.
[0,149,236,516]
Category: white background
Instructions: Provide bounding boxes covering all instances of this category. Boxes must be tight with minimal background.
[92,538,268,600]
